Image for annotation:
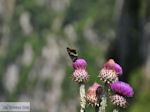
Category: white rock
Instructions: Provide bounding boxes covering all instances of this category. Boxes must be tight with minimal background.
[3,64,19,93]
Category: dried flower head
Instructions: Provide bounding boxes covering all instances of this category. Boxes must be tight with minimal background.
[104,59,123,75]
[110,81,134,97]
[73,58,87,69]
[99,68,118,84]
[110,94,127,108]
[86,83,102,106]
[72,69,88,83]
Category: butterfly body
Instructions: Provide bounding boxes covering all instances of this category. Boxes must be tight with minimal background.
[66,47,78,62]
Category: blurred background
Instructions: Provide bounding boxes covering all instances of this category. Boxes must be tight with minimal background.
[0,0,150,112]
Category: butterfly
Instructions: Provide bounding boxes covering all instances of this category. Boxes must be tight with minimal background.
[66,47,78,62]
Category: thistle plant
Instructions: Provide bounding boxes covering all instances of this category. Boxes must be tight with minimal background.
[67,48,134,112]
[72,58,89,112]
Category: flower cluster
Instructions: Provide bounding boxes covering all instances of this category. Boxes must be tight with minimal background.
[68,48,134,112]
[98,59,134,108]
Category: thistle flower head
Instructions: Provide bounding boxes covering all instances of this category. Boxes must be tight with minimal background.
[104,59,123,75]
[86,82,102,106]
[110,94,127,108]
[99,68,118,84]
[73,58,87,69]
[110,81,134,97]
[72,69,88,83]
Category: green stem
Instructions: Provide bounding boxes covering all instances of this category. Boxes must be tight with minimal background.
[99,95,107,112]
[79,84,86,112]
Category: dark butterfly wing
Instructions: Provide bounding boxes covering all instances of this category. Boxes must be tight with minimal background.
[66,47,78,62]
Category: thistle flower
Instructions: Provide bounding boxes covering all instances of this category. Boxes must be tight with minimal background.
[72,58,89,84]
[104,59,123,75]
[99,69,118,84]
[99,59,123,84]
[73,69,88,83]
[73,58,87,69]
[86,83,102,106]
[110,81,134,97]
[110,94,127,108]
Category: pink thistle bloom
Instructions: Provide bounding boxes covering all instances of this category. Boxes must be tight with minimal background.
[104,59,123,75]
[99,69,118,84]
[110,81,134,97]
[110,94,127,108]
[86,83,102,106]
[72,69,88,83]
[72,58,88,83]
[73,58,87,69]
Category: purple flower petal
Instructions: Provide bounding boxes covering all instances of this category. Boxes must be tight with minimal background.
[110,81,134,97]
[114,63,123,75]
[104,59,123,75]
[73,58,87,69]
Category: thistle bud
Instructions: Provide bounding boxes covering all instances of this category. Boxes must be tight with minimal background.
[110,94,127,108]
[86,83,102,106]
[72,69,88,83]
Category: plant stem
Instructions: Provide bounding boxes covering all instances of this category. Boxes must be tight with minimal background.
[99,95,107,112]
[80,84,86,112]
[95,105,101,112]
